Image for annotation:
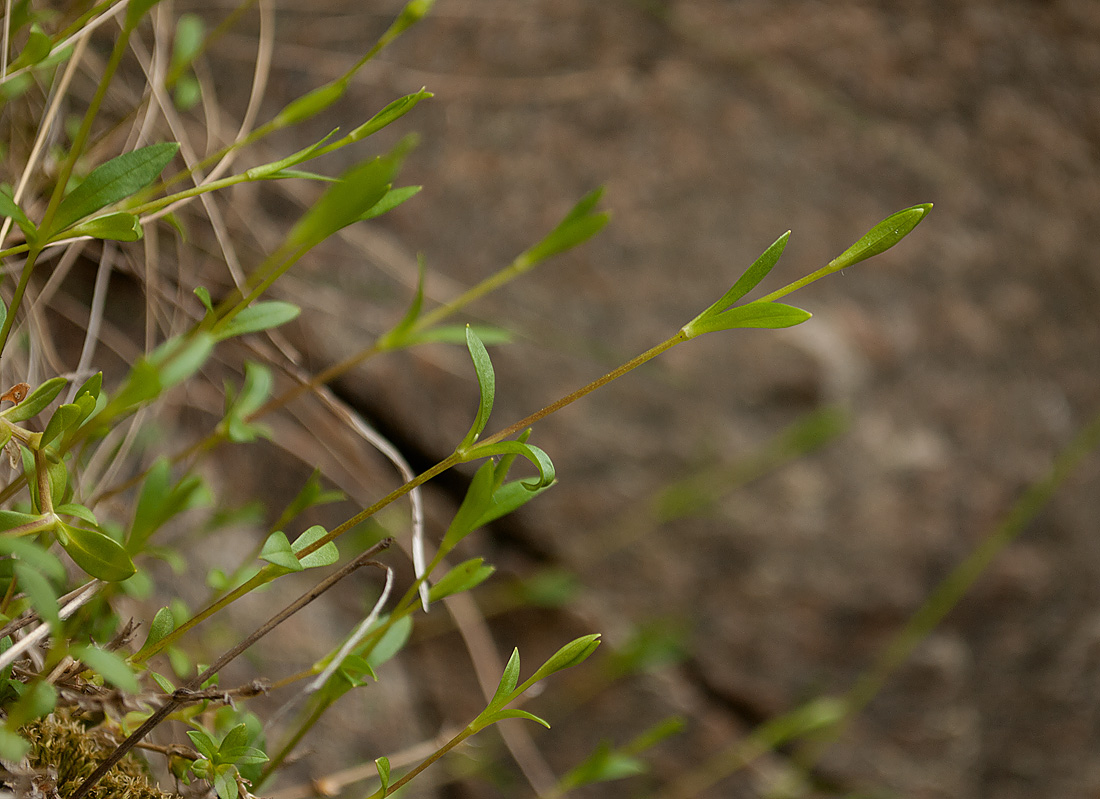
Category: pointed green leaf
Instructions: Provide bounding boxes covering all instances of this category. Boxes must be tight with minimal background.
[286,141,410,250]
[71,644,140,693]
[52,142,180,235]
[347,90,433,143]
[3,377,67,422]
[428,558,495,603]
[486,647,521,712]
[212,301,300,341]
[140,606,176,654]
[74,371,103,403]
[697,231,790,321]
[526,633,601,687]
[829,203,933,271]
[10,24,52,70]
[473,479,552,529]
[375,757,391,794]
[291,525,338,568]
[458,326,494,450]
[55,502,98,526]
[0,185,36,243]
[272,79,348,128]
[41,402,83,447]
[67,211,143,241]
[688,301,811,336]
[517,187,609,267]
[439,461,495,552]
[360,185,421,221]
[194,286,214,314]
[244,131,339,181]
[363,615,412,671]
[58,522,137,581]
[259,531,303,572]
[187,728,219,760]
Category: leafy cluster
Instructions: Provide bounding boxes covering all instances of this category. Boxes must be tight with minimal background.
[0,2,947,799]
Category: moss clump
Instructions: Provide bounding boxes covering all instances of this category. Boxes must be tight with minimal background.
[18,710,177,799]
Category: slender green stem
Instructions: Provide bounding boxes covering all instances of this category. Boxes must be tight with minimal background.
[476,330,687,450]
[755,258,843,305]
[372,727,476,798]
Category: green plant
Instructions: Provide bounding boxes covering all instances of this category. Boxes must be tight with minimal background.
[7,3,1074,799]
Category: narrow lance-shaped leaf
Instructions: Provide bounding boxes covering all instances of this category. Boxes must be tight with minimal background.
[688,231,791,329]
[439,461,495,552]
[3,376,67,422]
[458,325,495,450]
[828,203,933,271]
[485,648,522,714]
[212,300,300,341]
[51,142,180,236]
[375,758,391,795]
[517,187,609,268]
[686,301,811,337]
[0,186,37,243]
[524,633,602,688]
[345,89,433,143]
[428,558,495,604]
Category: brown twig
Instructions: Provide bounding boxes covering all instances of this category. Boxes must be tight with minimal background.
[69,538,393,799]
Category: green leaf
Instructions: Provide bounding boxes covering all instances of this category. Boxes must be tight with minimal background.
[0,509,47,533]
[439,461,495,552]
[55,502,98,526]
[13,562,59,632]
[130,460,211,552]
[3,376,67,422]
[0,728,29,761]
[169,13,204,76]
[687,301,811,336]
[559,741,647,791]
[51,142,180,236]
[696,231,790,322]
[71,644,140,693]
[57,522,137,581]
[526,633,601,687]
[187,728,219,760]
[375,757,391,794]
[517,187,609,267]
[363,615,412,671]
[212,300,300,341]
[194,286,214,314]
[272,469,344,532]
[272,79,348,128]
[286,140,410,250]
[41,402,83,447]
[66,211,143,241]
[259,531,303,573]
[472,479,552,530]
[461,440,555,490]
[0,185,37,243]
[458,326,495,450]
[243,131,339,181]
[428,558,495,603]
[139,606,176,654]
[291,525,338,568]
[0,537,64,582]
[146,332,215,389]
[125,0,167,30]
[5,680,55,729]
[9,24,52,70]
[376,256,425,352]
[360,185,420,221]
[486,647,521,712]
[830,203,933,271]
[346,90,433,143]
[213,765,239,799]
[74,371,103,403]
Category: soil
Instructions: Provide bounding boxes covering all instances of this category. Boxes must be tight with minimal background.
[197,1,1100,797]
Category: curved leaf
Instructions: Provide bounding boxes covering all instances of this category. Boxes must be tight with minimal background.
[57,522,136,581]
[458,326,495,449]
